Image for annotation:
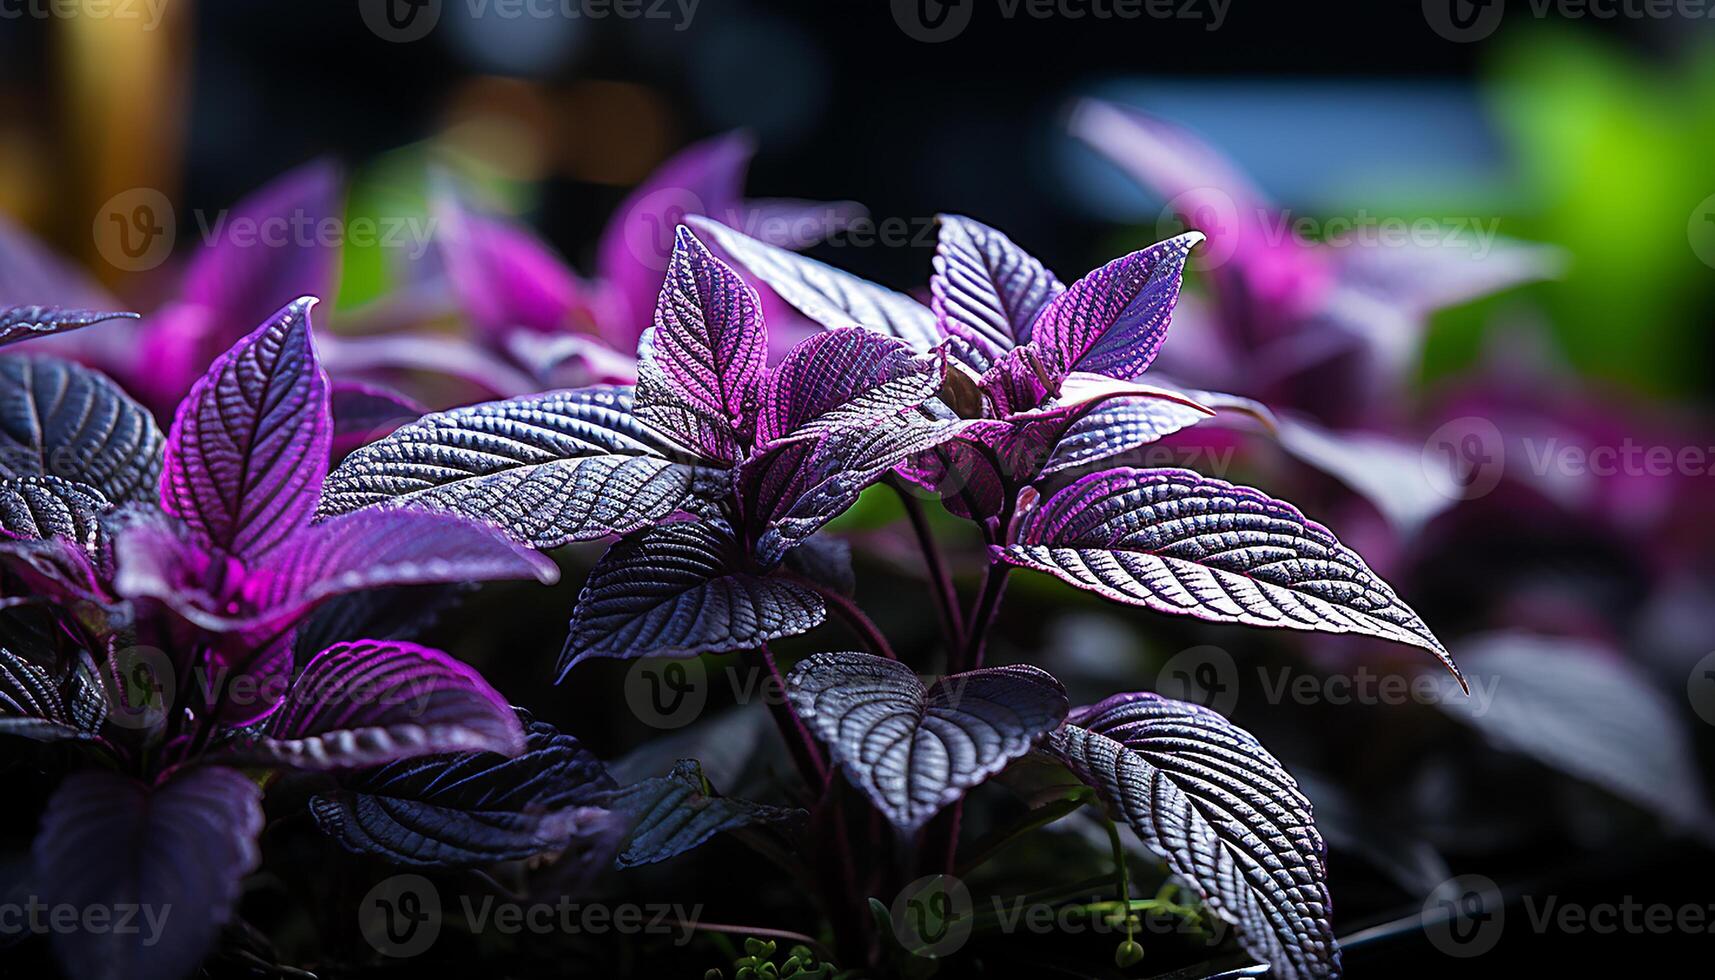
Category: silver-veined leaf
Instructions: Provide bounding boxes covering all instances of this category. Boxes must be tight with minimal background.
[0,306,137,348]
[603,759,802,869]
[786,651,1068,832]
[559,519,824,676]
[319,385,726,548]
[1050,693,1339,980]
[0,356,163,504]
[1000,467,1458,680]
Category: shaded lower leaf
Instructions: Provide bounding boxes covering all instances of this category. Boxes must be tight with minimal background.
[559,519,824,676]
[1049,693,1339,980]
[33,766,263,980]
[0,475,110,553]
[0,647,105,742]
[785,651,1069,832]
[603,759,802,869]
[0,356,163,505]
[229,640,525,771]
[310,709,622,868]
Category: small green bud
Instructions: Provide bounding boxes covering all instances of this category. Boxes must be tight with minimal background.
[1115,939,1146,968]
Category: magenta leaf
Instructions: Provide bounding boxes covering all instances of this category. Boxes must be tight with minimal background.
[0,306,137,348]
[686,215,947,354]
[604,759,802,869]
[162,296,331,560]
[310,708,621,868]
[1040,393,1217,475]
[33,766,263,980]
[786,652,1067,832]
[756,327,946,446]
[138,161,343,405]
[115,507,555,633]
[560,519,824,675]
[1031,233,1202,381]
[635,227,769,463]
[0,356,164,504]
[1050,693,1339,980]
[1000,467,1458,676]
[0,475,110,554]
[227,640,525,771]
[0,646,106,743]
[319,386,725,548]
[931,215,1064,350]
[436,192,587,340]
[329,379,425,457]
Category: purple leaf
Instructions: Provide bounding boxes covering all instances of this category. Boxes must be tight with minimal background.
[1432,633,1714,830]
[1049,693,1339,980]
[635,227,768,463]
[786,652,1068,832]
[931,215,1064,350]
[310,708,621,868]
[604,759,802,869]
[233,640,525,770]
[781,533,855,597]
[686,215,946,354]
[0,475,110,554]
[318,331,541,398]
[162,297,331,559]
[319,386,726,548]
[560,519,824,675]
[756,327,946,446]
[436,193,587,340]
[0,356,164,504]
[0,647,106,742]
[1000,467,1458,676]
[743,410,968,565]
[114,507,556,634]
[1040,393,1218,475]
[33,766,263,980]
[0,306,137,348]
[1032,233,1202,382]
[329,379,425,456]
[596,132,754,345]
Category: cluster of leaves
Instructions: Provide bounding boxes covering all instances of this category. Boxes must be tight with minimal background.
[0,127,1508,980]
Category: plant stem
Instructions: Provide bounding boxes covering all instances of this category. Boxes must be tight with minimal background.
[892,483,964,650]
[758,643,827,788]
[955,792,1092,876]
[960,561,1011,671]
[1105,817,1136,946]
[803,580,898,661]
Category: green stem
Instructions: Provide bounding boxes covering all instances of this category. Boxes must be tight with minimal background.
[1105,818,1136,946]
